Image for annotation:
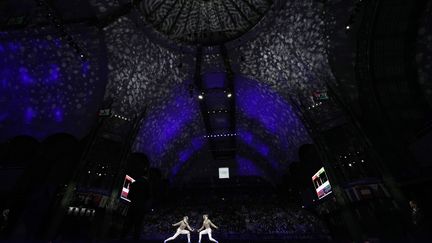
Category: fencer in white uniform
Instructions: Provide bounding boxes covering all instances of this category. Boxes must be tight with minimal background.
[197,214,219,243]
[164,216,194,243]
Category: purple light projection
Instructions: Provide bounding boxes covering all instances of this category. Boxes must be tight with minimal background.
[48,64,60,82]
[82,61,90,76]
[0,27,106,141]
[133,83,206,172]
[24,107,37,124]
[235,74,312,174]
[132,73,312,180]
[19,67,34,85]
[137,95,194,156]
[171,137,205,176]
[202,72,226,89]
[236,156,263,177]
[104,16,203,179]
[53,108,63,122]
[237,130,270,157]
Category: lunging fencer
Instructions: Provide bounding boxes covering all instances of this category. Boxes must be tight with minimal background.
[164,216,194,243]
[197,214,219,243]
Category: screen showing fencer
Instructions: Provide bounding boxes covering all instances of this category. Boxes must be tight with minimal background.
[120,174,135,202]
[312,167,332,199]
[218,167,229,179]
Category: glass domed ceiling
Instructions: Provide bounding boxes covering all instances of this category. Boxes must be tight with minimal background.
[136,0,273,44]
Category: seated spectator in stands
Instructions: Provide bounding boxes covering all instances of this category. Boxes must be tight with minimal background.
[0,209,10,234]
[409,200,428,241]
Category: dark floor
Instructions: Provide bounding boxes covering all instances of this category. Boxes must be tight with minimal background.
[109,239,333,243]
[0,241,333,243]
[112,240,330,243]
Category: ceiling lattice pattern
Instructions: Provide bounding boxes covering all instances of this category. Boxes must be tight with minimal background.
[136,0,273,44]
[234,0,332,97]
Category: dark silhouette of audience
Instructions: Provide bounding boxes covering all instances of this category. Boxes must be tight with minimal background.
[121,153,151,240]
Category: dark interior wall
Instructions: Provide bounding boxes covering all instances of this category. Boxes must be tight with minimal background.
[339,0,432,177]
[408,0,432,166]
[368,0,431,133]
[415,0,432,108]
[326,0,360,112]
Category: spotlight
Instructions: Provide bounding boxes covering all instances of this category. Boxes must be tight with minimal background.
[346,25,350,30]
[227,93,232,98]
[198,94,203,100]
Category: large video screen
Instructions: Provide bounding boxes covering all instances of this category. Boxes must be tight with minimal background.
[120,174,135,202]
[312,167,332,199]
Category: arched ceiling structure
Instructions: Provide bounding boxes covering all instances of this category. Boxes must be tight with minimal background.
[103,0,334,181]
[0,0,342,182]
[135,0,273,45]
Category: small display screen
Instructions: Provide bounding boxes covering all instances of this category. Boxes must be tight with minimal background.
[120,175,135,202]
[312,167,332,199]
[218,167,229,179]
